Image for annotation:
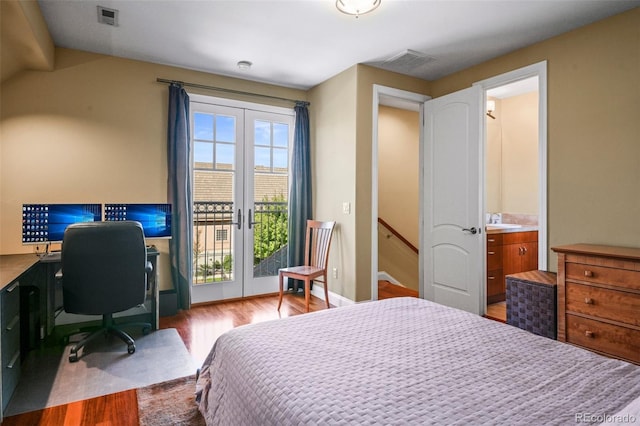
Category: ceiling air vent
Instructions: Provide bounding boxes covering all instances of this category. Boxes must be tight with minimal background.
[382,49,435,74]
[97,6,119,26]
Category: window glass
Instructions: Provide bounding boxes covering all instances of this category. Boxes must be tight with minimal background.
[194,113,213,141]
[216,115,235,143]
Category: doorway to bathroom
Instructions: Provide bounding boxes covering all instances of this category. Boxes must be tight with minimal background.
[478,62,548,321]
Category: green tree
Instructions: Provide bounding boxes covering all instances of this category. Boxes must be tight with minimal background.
[253,194,288,265]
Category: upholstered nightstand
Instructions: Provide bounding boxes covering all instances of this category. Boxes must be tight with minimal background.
[506,270,558,339]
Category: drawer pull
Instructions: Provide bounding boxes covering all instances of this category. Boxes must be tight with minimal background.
[488,276,495,280]
[584,270,594,278]
[488,238,495,243]
[6,282,19,293]
[488,251,496,255]
[584,298,594,305]
[7,351,19,369]
[6,315,19,331]
[585,330,595,338]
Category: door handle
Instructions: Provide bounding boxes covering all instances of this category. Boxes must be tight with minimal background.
[462,227,478,235]
[230,208,242,230]
[248,209,259,229]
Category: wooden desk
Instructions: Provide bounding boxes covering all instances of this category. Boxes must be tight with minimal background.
[0,254,39,291]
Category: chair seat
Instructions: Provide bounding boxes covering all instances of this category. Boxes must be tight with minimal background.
[279,265,324,279]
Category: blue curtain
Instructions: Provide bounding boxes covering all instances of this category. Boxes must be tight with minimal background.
[167,83,193,310]
[287,102,312,290]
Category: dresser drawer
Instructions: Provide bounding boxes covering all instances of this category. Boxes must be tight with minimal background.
[566,262,640,291]
[566,314,640,364]
[1,312,20,413]
[487,269,504,296]
[487,246,503,270]
[2,281,20,324]
[566,283,640,326]
[487,234,503,247]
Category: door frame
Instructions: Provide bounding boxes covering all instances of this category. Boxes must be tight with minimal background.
[188,94,295,304]
[371,85,430,301]
[474,60,548,313]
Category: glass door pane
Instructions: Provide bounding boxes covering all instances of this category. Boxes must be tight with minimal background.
[191,104,244,303]
[244,111,293,296]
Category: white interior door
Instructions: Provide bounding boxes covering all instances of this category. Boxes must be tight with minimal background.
[423,85,483,314]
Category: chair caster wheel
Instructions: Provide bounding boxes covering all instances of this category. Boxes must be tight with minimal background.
[128,344,136,354]
[69,353,78,363]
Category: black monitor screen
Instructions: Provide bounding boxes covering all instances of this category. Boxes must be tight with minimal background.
[22,203,102,244]
[104,203,172,239]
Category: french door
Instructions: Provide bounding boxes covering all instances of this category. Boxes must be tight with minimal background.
[190,97,294,303]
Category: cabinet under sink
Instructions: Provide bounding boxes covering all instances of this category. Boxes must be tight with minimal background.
[486,230,538,304]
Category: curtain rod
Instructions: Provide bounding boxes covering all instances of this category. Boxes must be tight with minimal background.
[156,78,309,106]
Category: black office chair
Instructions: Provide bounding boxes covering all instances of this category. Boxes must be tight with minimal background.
[59,221,152,362]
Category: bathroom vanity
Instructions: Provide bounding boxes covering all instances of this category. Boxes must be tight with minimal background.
[486,227,538,303]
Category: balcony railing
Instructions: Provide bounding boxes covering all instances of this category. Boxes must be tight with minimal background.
[192,201,288,284]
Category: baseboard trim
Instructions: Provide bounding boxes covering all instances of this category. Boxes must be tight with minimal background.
[310,285,355,308]
[377,271,401,285]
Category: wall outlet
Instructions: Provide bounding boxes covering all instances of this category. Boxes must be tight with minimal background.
[342,202,350,215]
[332,267,338,279]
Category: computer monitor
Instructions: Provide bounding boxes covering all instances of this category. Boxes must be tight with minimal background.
[104,203,172,239]
[22,203,103,244]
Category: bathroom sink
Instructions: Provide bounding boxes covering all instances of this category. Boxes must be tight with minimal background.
[486,223,522,230]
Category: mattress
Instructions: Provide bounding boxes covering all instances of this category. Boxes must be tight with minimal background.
[196,297,640,425]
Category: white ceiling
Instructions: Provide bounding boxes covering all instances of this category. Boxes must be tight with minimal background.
[37,0,639,90]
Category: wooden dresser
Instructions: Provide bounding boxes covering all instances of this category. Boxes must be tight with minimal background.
[552,244,640,364]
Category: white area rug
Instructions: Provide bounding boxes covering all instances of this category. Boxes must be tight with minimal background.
[6,328,196,416]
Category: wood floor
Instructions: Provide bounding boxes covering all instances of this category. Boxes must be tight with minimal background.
[486,301,507,323]
[378,280,418,299]
[1,291,340,425]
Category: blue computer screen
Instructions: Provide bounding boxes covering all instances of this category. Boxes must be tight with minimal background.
[22,203,102,244]
[104,203,172,238]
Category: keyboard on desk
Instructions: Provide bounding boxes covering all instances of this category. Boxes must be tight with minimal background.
[40,252,61,262]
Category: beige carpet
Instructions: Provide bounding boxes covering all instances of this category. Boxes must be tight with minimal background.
[6,328,196,416]
[137,374,205,426]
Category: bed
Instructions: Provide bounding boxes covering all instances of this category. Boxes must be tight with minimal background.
[195,297,640,425]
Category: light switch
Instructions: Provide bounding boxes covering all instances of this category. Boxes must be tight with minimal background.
[342,202,351,215]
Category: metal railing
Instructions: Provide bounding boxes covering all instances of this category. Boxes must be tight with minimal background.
[192,201,288,284]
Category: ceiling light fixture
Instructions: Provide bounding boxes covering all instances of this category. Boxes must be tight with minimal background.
[237,60,252,71]
[336,0,381,18]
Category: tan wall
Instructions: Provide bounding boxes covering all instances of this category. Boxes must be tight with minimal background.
[377,105,419,290]
[308,67,358,301]
[486,97,502,213]
[486,93,539,215]
[431,8,640,271]
[0,0,54,83]
[378,106,420,247]
[501,92,538,215]
[0,47,306,291]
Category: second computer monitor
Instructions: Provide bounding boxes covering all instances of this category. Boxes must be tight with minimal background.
[104,203,172,239]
